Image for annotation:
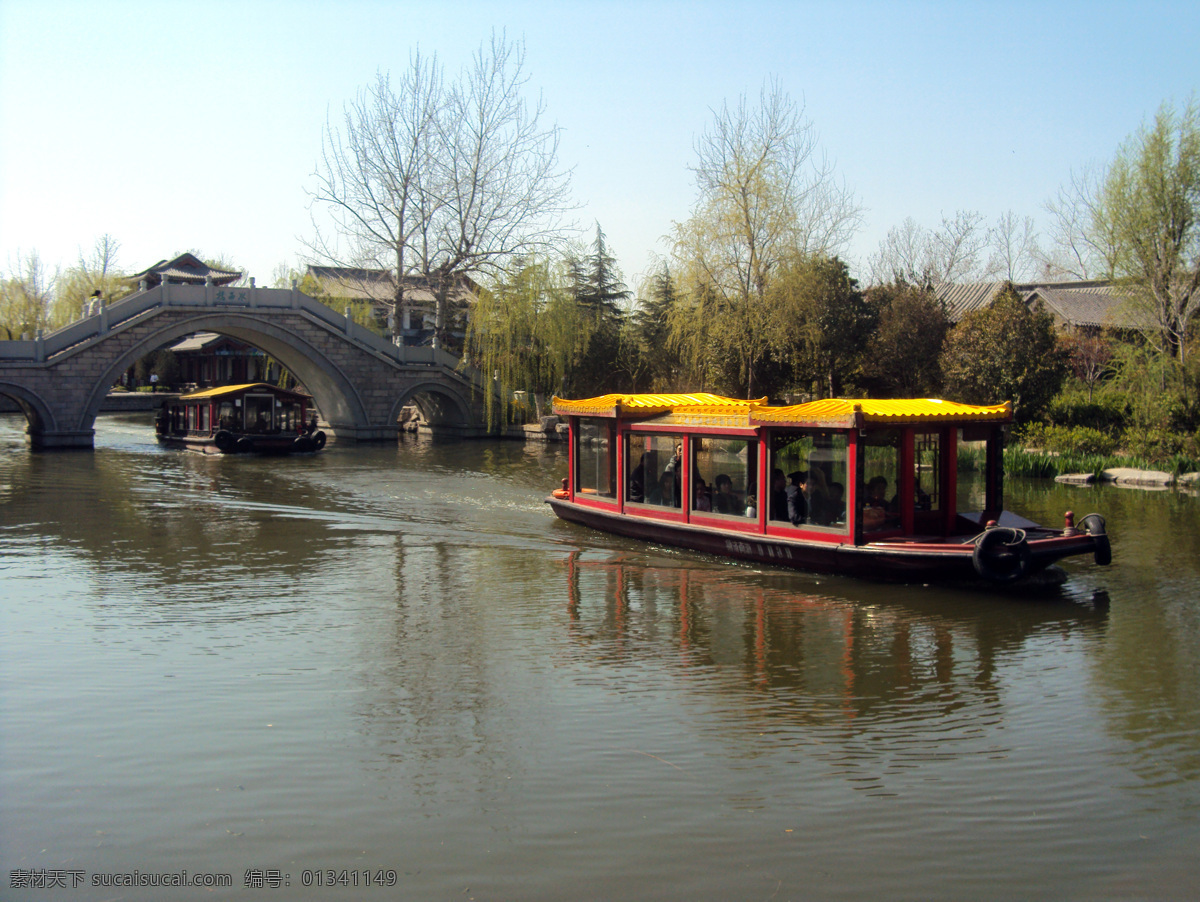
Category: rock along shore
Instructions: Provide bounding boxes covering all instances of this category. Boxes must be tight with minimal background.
[1055,468,1200,490]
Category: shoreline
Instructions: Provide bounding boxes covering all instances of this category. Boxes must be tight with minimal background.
[1055,467,1200,490]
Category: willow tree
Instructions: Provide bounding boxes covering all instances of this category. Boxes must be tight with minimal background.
[56,234,132,325]
[670,78,861,397]
[0,252,55,339]
[1096,98,1200,363]
[309,33,573,350]
[466,257,593,428]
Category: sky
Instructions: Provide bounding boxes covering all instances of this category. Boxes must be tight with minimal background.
[2,0,1198,292]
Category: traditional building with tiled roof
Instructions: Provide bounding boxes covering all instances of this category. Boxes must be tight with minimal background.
[168,332,292,389]
[128,252,242,289]
[304,265,478,348]
[933,279,1147,333]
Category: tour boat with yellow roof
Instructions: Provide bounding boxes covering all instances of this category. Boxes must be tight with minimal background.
[547,393,1111,585]
[155,382,325,455]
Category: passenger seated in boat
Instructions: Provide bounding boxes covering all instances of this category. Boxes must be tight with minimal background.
[786,471,808,525]
[807,467,832,524]
[863,476,898,530]
[629,455,646,502]
[828,482,846,523]
[693,475,712,511]
[647,469,680,508]
[769,469,789,521]
[914,482,931,511]
[714,474,744,515]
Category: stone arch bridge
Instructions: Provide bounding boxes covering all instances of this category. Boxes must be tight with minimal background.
[0,280,491,449]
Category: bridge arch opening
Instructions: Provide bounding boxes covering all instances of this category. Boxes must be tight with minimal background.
[0,382,57,439]
[392,382,477,435]
[82,315,372,441]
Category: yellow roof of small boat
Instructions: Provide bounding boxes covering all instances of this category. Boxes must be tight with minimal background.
[178,382,312,401]
[750,398,1012,427]
[553,394,1011,427]
[552,393,766,418]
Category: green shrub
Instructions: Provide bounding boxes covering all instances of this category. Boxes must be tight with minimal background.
[1120,426,1200,468]
[1044,391,1127,433]
[1016,423,1119,457]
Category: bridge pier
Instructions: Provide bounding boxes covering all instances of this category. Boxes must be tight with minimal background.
[27,430,96,450]
[324,422,403,443]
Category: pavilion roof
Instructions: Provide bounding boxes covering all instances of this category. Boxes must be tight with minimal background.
[128,252,241,287]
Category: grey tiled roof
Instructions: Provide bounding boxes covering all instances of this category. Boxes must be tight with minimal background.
[1026,283,1147,330]
[934,279,1146,330]
[304,266,478,308]
[128,252,241,286]
[169,332,224,352]
[306,266,396,301]
[934,282,1002,320]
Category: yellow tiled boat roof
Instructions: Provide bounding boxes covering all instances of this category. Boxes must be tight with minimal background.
[750,398,1012,427]
[553,394,1011,427]
[179,382,311,401]
[552,393,765,418]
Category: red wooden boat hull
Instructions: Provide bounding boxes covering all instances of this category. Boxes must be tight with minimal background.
[547,496,1104,585]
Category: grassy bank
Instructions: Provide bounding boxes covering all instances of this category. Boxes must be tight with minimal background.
[958,444,1199,480]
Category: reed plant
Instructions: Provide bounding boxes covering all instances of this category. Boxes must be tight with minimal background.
[1000,447,1199,479]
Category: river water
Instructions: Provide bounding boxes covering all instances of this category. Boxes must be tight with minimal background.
[1,413,1198,900]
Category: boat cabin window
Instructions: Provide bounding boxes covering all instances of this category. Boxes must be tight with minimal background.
[956,429,988,512]
[245,395,274,434]
[769,431,849,529]
[956,425,1004,517]
[187,403,209,433]
[861,429,902,533]
[627,433,682,508]
[277,401,302,434]
[217,401,237,431]
[914,430,942,514]
[576,418,616,499]
[691,437,757,518]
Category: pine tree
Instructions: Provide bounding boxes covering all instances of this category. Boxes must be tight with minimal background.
[566,224,632,395]
[572,224,630,319]
[633,264,684,390]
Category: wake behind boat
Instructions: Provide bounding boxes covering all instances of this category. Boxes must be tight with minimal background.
[547,393,1111,586]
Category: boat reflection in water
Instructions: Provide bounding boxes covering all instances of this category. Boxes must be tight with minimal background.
[549,393,1113,586]
[562,550,1109,745]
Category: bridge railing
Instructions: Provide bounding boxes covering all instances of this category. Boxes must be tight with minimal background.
[0,339,40,361]
[0,281,476,382]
